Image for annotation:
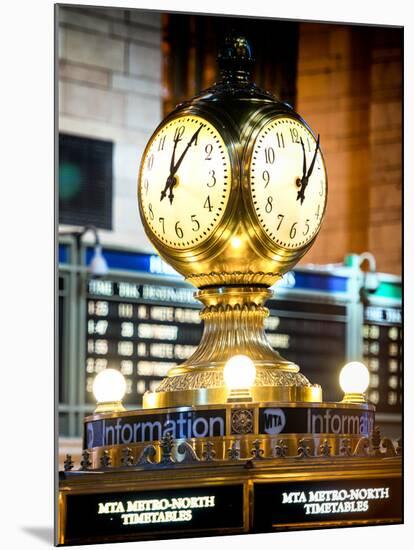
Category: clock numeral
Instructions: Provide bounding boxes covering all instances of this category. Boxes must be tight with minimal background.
[265,196,273,214]
[147,154,154,170]
[319,180,324,196]
[290,128,300,144]
[262,170,270,188]
[315,204,321,220]
[276,132,285,148]
[264,147,275,164]
[159,217,165,234]
[174,125,185,142]
[207,169,216,188]
[204,195,213,212]
[191,215,200,232]
[148,203,154,221]
[303,219,310,236]
[289,222,297,239]
[158,136,166,151]
[175,221,184,239]
[143,179,149,195]
[205,144,213,160]
[277,214,284,230]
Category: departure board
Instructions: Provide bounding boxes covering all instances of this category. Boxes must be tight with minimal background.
[85,279,347,406]
[363,305,402,414]
[85,279,203,406]
[266,298,347,402]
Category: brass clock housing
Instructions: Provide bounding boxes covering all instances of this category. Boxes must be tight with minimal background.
[138,102,327,290]
[137,35,327,407]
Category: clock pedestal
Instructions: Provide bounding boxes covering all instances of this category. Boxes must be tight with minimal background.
[144,286,321,408]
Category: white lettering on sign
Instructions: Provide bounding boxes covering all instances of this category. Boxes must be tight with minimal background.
[365,306,401,324]
[263,408,286,435]
[307,409,374,435]
[142,285,196,305]
[281,487,390,515]
[97,495,215,526]
[88,411,225,447]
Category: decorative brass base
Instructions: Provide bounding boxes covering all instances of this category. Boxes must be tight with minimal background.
[144,286,321,409]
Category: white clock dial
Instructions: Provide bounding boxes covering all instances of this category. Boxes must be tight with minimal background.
[250,117,327,249]
[139,115,231,249]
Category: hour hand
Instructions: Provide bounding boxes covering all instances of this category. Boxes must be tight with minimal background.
[160,140,179,201]
[160,175,175,202]
[300,137,307,179]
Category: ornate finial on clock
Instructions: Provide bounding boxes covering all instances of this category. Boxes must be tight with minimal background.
[217,33,254,84]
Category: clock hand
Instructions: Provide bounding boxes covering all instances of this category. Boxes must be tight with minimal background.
[171,123,205,176]
[300,137,307,179]
[296,137,308,204]
[297,134,320,205]
[160,138,179,202]
[306,134,320,180]
[167,123,206,204]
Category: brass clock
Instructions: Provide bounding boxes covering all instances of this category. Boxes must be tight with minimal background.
[137,35,327,407]
[139,114,233,250]
[247,116,327,250]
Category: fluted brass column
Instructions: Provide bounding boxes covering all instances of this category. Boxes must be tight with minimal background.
[143,287,322,408]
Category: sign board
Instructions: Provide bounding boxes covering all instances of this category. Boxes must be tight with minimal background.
[63,484,245,544]
[253,477,402,530]
[84,405,374,450]
[363,305,402,414]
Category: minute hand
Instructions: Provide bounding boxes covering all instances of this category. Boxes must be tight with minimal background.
[306,134,320,180]
[171,124,205,176]
[297,134,320,205]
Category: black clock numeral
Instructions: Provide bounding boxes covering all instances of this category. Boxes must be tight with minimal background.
[315,204,321,220]
[277,214,284,230]
[290,128,300,144]
[147,154,154,170]
[158,136,166,151]
[204,195,213,212]
[265,196,273,213]
[143,179,149,195]
[191,215,200,232]
[262,170,270,188]
[159,217,165,233]
[303,219,310,235]
[205,144,213,160]
[207,169,216,188]
[175,221,184,239]
[276,132,285,148]
[289,222,297,239]
[174,125,185,142]
[264,147,275,164]
[148,203,154,220]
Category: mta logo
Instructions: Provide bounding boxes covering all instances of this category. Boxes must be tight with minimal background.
[263,408,286,435]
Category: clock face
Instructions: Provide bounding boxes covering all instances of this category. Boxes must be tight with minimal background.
[139,115,232,249]
[249,116,327,249]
